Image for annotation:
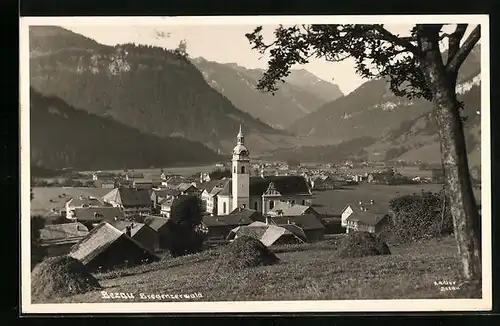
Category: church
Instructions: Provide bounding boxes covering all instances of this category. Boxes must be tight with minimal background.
[215,125,313,216]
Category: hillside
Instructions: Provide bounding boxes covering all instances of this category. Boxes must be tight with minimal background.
[30,88,222,170]
[289,46,481,144]
[191,58,343,129]
[29,26,288,154]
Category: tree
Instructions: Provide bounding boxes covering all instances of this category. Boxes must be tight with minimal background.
[174,39,189,59]
[246,24,481,280]
[166,195,205,257]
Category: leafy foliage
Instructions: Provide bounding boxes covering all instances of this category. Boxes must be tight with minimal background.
[338,231,391,258]
[166,196,205,257]
[387,190,453,244]
[246,25,431,100]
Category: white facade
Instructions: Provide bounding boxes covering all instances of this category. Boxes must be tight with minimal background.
[341,205,354,227]
[217,195,232,216]
[231,125,250,211]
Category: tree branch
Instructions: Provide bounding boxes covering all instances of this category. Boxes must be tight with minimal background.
[447,25,481,74]
[372,25,420,54]
[446,24,468,66]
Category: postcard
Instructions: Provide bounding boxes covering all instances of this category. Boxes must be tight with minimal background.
[20,14,491,313]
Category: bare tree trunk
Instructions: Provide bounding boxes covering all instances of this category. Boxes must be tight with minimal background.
[418,28,482,281]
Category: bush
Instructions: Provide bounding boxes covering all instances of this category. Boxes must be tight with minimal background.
[388,190,453,244]
[338,232,391,258]
[218,235,279,271]
[31,256,101,302]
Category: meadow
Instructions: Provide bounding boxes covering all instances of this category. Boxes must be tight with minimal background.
[48,235,481,303]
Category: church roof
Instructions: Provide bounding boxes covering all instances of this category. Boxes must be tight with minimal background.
[217,176,311,198]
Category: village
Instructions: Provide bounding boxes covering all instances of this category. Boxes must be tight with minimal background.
[30,125,461,273]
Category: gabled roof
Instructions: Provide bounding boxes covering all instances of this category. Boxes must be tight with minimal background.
[143,215,169,232]
[133,178,153,184]
[202,211,254,227]
[217,180,232,197]
[102,187,151,207]
[69,222,159,266]
[177,183,197,192]
[66,196,107,208]
[109,220,151,237]
[71,206,124,222]
[228,207,264,222]
[39,222,89,242]
[228,222,305,246]
[69,222,124,265]
[209,186,224,197]
[197,180,227,192]
[269,214,325,231]
[268,203,315,216]
[346,209,387,226]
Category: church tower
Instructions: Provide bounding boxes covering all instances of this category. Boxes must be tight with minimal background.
[232,124,250,211]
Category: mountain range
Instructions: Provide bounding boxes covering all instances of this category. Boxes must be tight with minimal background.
[29,26,295,156]
[191,58,343,129]
[28,25,482,170]
[30,88,222,170]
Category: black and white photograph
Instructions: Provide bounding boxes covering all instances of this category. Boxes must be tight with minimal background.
[20,15,491,313]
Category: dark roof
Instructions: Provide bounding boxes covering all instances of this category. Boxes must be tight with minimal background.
[143,215,169,232]
[346,210,387,226]
[218,176,311,197]
[72,207,124,222]
[102,187,151,207]
[109,220,150,236]
[202,212,254,227]
[198,179,227,192]
[66,197,108,208]
[69,222,159,265]
[269,214,325,231]
[177,183,197,192]
[228,207,264,222]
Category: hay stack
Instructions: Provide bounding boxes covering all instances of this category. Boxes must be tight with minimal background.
[338,232,391,258]
[31,256,101,302]
[219,235,279,271]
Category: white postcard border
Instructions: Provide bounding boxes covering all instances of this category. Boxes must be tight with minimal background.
[20,14,492,314]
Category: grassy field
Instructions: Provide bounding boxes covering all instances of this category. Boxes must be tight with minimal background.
[46,235,481,303]
[310,183,447,216]
[79,164,220,179]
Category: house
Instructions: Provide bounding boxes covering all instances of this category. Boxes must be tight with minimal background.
[65,195,109,219]
[176,183,199,196]
[68,222,160,272]
[267,202,319,218]
[216,125,313,216]
[102,187,152,217]
[340,205,354,227]
[132,179,154,190]
[39,222,89,257]
[198,179,227,215]
[109,220,159,252]
[124,171,145,181]
[345,208,389,234]
[227,221,305,246]
[92,171,116,181]
[67,206,125,229]
[160,198,174,218]
[202,207,265,239]
[269,214,325,242]
[94,179,117,189]
[310,175,337,190]
[143,215,170,249]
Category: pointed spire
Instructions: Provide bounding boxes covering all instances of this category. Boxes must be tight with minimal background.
[237,123,244,145]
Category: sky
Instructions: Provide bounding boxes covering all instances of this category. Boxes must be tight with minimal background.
[61,22,477,95]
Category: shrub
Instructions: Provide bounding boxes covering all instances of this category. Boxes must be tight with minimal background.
[388,190,453,244]
[338,232,391,258]
[218,235,279,271]
[31,256,101,302]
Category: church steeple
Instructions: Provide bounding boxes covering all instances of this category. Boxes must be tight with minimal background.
[237,124,244,145]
